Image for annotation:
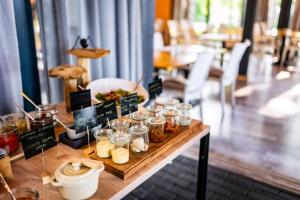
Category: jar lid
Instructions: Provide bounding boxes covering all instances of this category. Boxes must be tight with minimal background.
[176,103,192,110]
[131,111,148,121]
[61,161,90,176]
[164,99,180,106]
[93,128,112,139]
[111,120,130,129]
[147,105,163,113]
[146,117,166,125]
[0,148,7,159]
[110,133,131,145]
[129,125,149,135]
[163,108,179,117]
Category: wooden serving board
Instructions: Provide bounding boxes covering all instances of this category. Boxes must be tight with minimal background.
[89,120,203,179]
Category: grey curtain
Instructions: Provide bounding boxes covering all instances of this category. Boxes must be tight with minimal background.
[0,0,23,115]
[37,0,150,103]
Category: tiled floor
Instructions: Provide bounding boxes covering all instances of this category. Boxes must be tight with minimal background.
[123,156,300,200]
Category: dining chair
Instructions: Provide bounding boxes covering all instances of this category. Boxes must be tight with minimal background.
[162,49,216,119]
[209,39,251,115]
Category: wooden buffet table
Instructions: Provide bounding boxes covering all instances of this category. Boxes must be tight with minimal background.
[2,104,210,200]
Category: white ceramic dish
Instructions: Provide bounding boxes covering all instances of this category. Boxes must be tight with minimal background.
[86,78,149,106]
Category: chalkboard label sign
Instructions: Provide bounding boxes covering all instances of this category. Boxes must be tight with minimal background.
[73,105,98,133]
[20,124,57,159]
[95,100,118,125]
[70,89,91,112]
[120,93,138,116]
[148,79,163,99]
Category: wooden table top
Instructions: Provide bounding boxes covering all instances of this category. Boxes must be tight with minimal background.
[153,51,198,70]
[2,103,210,200]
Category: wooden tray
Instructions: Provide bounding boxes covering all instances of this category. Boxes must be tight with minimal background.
[89,120,203,179]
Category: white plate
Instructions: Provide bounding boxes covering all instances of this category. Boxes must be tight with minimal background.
[86,78,149,106]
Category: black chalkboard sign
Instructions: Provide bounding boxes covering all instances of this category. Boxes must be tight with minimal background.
[120,93,138,116]
[73,105,98,133]
[20,124,57,159]
[148,79,163,99]
[95,100,118,125]
[70,89,91,112]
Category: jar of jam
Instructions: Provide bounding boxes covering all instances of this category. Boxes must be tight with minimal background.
[3,113,28,135]
[110,134,130,164]
[0,121,20,154]
[146,104,163,117]
[176,103,192,126]
[29,110,53,130]
[130,111,149,126]
[129,125,149,153]
[163,108,179,133]
[93,129,114,158]
[38,104,58,125]
[145,117,166,142]
[163,99,180,110]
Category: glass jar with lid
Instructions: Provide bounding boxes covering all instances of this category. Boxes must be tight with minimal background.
[129,124,149,153]
[163,108,179,133]
[29,110,53,130]
[111,119,130,133]
[93,129,114,158]
[176,103,192,126]
[110,134,131,164]
[130,111,149,126]
[3,113,28,134]
[146,104,163,117]
[38,104,58,125]
[0,121,20,155]
[163,99,180,110]
[145,117,166,142]
[0,148,13,179]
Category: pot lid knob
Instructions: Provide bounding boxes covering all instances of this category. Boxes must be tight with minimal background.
[71,161,82,171]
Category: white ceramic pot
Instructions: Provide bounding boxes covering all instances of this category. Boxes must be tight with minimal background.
[51,159,104,200]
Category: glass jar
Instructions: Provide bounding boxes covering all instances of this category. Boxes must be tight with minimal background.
[0,187,39,200]
[93,129,114,158]
[110,134,130,164]
[29,110,53,130]
[145,117,166,143]
[111,119,130,133]
[129,125,149,153]
[3,113,28,135]
[146,104,163,117]
[0,148,13,179]
[163,108,179,134]
[130,111,149,126]
[0,121,20,155]
[38,104,58,125]
[176,103,192,126]
[163,99,180,110]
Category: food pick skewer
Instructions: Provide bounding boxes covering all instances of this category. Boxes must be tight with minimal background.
[78,85,85,90]
[20,91,41,111]
[14,103,35,121]
[53,116,68,129]
[0,173,16,200]
[86,127,94,156]
[133,74,144,92]
[106,118,111,128]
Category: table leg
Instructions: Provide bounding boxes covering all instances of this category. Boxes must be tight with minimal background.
[196,133,210,200]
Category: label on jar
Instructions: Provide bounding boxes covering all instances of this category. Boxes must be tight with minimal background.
[95,100,118,125]
[69,89,91,112]
[20,124,57,159]
[73,106,98,133]
[148,78,163,99]
[120,93,138,116]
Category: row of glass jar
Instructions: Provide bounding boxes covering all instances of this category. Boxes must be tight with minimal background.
[0,104,58,155]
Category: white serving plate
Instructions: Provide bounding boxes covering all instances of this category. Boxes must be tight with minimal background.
[86,78,149,106]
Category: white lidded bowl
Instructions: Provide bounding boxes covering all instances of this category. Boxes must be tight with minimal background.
[86,78,149,107]
[51,158,104,200]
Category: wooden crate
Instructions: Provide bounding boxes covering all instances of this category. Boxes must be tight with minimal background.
[89,120,203,179]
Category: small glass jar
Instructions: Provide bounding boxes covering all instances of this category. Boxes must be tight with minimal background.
[129,125,149,153]
[3,113,28,135]
[176,103,192,126]
[0,148,13,179]
[0,121,20,155]
[38,104,58,125]
[29,110,53,130]
[0,187,39,200]
[93,129,114,158]
[110,134,131,164]
[145,117,166,143]
[163,99,180,110]
[111,119,130,133]
[163,108,179,134]
[146,105,163,117]
[130,111,149,126]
